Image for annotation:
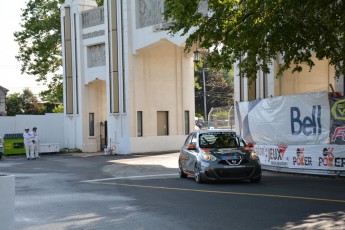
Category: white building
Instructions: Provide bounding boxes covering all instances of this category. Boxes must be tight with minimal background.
[61,0,195,154]
[0,86,9,116]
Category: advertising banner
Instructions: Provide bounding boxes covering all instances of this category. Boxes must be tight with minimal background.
[254,144,345,171]
[236,92,330,145]
[329,97,345,144]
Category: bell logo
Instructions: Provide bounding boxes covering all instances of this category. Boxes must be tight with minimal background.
[290,105,322,135]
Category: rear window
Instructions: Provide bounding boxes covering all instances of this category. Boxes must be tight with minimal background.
[199,132,240,148]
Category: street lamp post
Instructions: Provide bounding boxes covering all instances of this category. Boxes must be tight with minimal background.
[202,67,207,122]
[194,49,207,123]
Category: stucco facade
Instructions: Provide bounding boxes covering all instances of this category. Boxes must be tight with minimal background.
[61,0,194,154]
[234,57,344,102]
[0,86,9,116]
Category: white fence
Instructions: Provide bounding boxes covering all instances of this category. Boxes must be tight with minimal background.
[0,113,64,151]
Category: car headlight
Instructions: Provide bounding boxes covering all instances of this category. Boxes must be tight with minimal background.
[250,152,259,160]
[202,153,217,161]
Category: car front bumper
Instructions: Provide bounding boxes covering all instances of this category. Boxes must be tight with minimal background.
[199,162,261,181]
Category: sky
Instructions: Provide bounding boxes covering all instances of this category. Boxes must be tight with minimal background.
[0,1,49,95]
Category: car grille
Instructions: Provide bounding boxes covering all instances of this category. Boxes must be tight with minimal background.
[215,167,254,179]
[218,159,249,166]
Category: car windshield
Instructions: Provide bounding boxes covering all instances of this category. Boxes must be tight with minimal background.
[199,132,240,148]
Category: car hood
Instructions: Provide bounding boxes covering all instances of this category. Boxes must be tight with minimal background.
[208,148,249,157]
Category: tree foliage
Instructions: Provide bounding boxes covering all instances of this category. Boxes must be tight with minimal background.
[6,88,62,116]
[39,74,63,103]
[164,0,345,80]
[6,88,44,116]
[96,0,104,6]
[52,104,64,113]
[6,93,23,116]
[194,51,233,119]
[14,0,104,101]
[14,0,64,82]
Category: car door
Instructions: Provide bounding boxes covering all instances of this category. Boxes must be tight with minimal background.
[185,132,198,173]
[180,133,194,171]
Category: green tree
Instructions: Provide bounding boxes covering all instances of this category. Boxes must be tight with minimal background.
[96,0,104,6]
[39,74,63,103]
[6,93,24,116]
[6,88,45,116]
[164,0,345,80]
[194,50,233,119]
[14,0,104,100]
[52,104,64,113]
[14,0,64,82]
[207,70,233,107]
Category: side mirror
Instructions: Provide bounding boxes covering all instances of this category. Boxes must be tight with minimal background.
[187,144,196,150]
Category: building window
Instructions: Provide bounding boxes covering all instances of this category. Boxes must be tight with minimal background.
[137,111,143,137]
[89,113,95,136]
[184,111,190,135]
[157,111,169,136]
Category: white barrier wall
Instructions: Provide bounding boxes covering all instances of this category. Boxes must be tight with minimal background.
[236,91,330,145]
[0,114,64,149]
[253,144,345,176]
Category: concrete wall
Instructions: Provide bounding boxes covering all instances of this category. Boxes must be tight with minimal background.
[131,40,195,136]
[275,57,337,96]
[234,56,341,103]
[0,114,64,148]
[130,136,186,153]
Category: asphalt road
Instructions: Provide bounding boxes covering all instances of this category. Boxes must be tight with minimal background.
[0,152,344,230]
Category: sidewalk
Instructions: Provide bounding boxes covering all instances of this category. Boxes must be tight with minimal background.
[0,150,180,160]
[62,150,180,158]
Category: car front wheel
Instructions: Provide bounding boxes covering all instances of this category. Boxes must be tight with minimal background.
[194,164,204,183]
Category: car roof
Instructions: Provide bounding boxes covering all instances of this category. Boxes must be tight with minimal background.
[194,129,237,134]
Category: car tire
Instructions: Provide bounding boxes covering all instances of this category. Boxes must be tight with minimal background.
[178,163,187,178]
[194,164,204,183]
[250,176,261,183]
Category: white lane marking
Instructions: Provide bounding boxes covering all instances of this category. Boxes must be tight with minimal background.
[0,162,23,167]
[33,167,67,172]
[82,173,177,183]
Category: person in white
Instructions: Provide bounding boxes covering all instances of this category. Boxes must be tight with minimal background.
[23,128,33,160]
[31,127,39,159]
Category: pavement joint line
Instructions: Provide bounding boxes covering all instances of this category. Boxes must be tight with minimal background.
[81,173,177,182]
[84,181,345,204]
